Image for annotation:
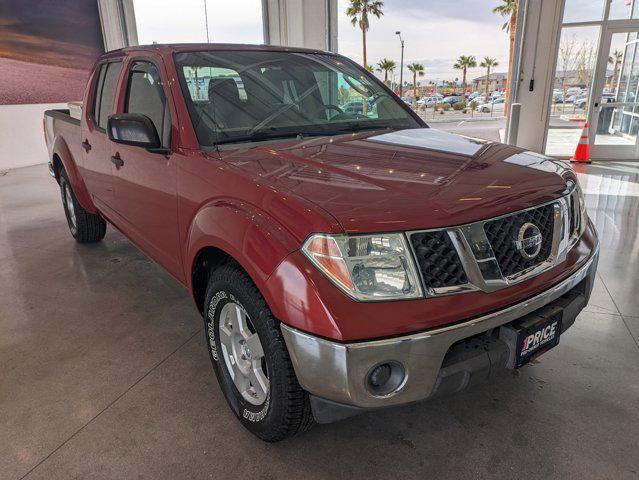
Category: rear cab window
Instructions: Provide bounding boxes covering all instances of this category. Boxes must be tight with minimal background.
[91,61,123,130]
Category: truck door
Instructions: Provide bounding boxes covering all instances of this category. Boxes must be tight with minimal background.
[108,58,181,278]
[80,60,122,214]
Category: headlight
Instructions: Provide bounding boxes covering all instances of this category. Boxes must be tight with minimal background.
[576,181,588,236]
[301,233,423,301]
[568,179,588,237]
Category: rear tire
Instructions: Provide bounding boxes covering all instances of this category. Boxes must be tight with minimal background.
[203,263,315,442]
[59,169,106,243]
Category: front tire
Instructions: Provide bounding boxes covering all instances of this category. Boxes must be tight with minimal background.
[59,169,106,243]
[203,263,314,442]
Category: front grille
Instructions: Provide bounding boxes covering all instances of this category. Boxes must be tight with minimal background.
[409,231,468,289]
[484,204,555,277]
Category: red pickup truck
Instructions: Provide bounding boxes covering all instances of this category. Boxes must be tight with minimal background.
[44,44,599,442]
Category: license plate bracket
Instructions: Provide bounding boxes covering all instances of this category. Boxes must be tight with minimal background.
[500,306,563,369]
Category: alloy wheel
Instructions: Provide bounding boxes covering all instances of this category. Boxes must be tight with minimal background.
[218,302,269,405]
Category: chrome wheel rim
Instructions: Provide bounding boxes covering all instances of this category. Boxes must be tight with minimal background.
[64,183,77,232]
[218,302,269,405]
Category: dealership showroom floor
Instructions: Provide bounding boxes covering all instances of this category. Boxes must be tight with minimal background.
[0,161,638,480]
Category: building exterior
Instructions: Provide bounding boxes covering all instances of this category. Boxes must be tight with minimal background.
[553,69,613,90]
[472,72,508,93]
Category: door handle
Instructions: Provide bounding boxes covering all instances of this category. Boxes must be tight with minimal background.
[81,140,92,152]
[111,154,124,168]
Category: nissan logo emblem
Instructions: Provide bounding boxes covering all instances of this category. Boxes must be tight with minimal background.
[513,222,543,259]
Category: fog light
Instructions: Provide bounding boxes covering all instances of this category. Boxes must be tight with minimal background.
[369,363,392,387]
[365,361,406,396]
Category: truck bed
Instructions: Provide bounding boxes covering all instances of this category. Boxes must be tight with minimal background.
[44,109,82,176]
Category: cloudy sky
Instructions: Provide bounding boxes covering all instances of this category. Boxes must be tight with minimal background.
[133,0,512,82]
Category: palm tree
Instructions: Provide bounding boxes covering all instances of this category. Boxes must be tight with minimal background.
[365,64,375,73]
[407,63,425,106]
[480,57,499,101]
[493,0,518,115]
[453,55,477,102]
[608,49,623,92]
[376,58,396,85]
[346,0,384,67]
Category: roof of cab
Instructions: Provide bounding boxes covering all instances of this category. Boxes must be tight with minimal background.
[100,43,331,59]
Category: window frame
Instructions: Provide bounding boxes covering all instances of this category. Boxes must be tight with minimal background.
[122,59,172,149]
[90,59,123,133]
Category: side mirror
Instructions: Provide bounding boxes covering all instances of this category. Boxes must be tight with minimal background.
[107,113,161,149]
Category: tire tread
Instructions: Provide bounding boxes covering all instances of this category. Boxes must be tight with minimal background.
[206,263,315,442]
[60,169,106,243]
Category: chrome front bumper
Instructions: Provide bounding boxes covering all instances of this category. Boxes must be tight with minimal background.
[281,249,599,409]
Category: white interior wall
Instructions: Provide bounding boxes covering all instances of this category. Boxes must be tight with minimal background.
[263,0,338,52]
[0,104,65,171]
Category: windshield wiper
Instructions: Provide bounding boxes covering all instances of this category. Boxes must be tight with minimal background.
[215,129,331,145]
[329,123,400,134]
[214,124,405,146]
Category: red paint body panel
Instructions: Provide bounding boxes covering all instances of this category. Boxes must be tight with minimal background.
[44,44,597,342]
[219,131,573,233]
[46,120,97,213]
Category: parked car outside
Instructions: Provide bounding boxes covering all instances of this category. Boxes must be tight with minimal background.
[475,97,506,113]
[417,96,439,107]
[471,95,486,105]
[43,44,598,443]
[574,96,588,109]
[443,95,463,105]
[343,100,373,115]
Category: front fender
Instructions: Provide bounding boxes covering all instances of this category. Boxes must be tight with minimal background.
[52,135,97,213]
[185,199,301,306]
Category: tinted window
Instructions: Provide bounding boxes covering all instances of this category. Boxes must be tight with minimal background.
[174,51,420,147]
[94,61,122,129]
[91,66,106,124]
[125,61,170,147]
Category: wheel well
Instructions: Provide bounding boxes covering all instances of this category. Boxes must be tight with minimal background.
[191,247,234,314]
[52,154,63,183]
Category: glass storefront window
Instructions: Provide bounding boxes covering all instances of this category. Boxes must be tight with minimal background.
[547,0,639,158]
[563,0,639,23]
[595,105,638,144]
[608,0,638,20]
[546,26,600,156]
[563,0,606,23]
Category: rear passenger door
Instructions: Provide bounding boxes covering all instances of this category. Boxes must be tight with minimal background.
[81,60,122,212]
[108,58,181,277]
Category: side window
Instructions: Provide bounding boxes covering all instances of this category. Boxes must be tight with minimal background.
[125,61,171,148]
[91,66,106,125]
[92,61,122,130]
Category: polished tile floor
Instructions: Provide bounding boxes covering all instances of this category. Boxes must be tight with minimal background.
[1,163,638,480]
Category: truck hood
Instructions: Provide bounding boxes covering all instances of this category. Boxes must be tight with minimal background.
[219,128,574,233]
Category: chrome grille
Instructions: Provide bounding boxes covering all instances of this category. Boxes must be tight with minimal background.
[483,204,555,278]
[408,190,577,296]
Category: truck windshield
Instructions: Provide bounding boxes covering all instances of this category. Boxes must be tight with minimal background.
[173,50,421,146]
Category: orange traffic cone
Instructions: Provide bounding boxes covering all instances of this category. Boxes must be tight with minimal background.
[571,122,591,163]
